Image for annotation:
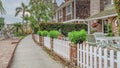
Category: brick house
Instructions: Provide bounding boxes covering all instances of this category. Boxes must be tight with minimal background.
[86,0,118,35]
[53,0,90,23]
[53,0,118,35]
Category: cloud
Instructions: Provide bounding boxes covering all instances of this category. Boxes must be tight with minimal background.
[1,0,29,24]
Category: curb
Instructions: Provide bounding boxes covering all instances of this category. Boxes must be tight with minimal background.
[7,38,24,68]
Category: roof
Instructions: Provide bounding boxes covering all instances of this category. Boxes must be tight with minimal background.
[86,9,117,21]
[56,0,73,11]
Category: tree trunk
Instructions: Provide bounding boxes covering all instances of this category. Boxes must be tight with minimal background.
[50,38,53,52]
[39,36,43,46]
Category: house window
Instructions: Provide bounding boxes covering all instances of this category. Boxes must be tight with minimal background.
[66,4,72,15]
[59,9,62,18]
[103,20,108,33]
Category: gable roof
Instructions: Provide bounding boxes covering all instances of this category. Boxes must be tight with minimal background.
[86,9,117,21]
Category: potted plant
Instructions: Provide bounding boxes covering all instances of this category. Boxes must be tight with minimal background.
[37,31,44,46]
[48,30,60,52]
[68,29,87,66]
[41,30,48,46]
[91,23,98,28]
[41,30,48,37]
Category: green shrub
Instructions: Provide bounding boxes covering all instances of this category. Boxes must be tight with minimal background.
[107,23,114,37]
[68,31,80,44]
[39,23,87,36]
[48,30,60,39]
[37,31,43,36]
[41,31,48,36]
[79,29,87,43]
[68,29,87,44]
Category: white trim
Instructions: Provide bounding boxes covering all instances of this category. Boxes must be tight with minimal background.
[102,19,104,33]
[66,4,72,15]
[56,12,58,23]
[88,21,90,34]
[86,14,117,21]
[63,19,85,23]
[66,12,72,15]
[59,9,63,18]
[56,0,74,12]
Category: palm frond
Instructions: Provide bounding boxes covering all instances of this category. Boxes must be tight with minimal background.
[15,10,22,16]
[21,2,25,8]
[0,0,6,15]
[16,7,22,11]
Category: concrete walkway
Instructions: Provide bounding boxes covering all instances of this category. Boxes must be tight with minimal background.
[10,35,65,68]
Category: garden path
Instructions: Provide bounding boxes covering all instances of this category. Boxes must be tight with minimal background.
[10,35,64,68]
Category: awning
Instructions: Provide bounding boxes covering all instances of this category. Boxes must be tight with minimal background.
[86,9,117,21]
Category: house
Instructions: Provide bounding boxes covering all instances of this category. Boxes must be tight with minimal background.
[86,0,118,35]
[53,0,117,35]
[53,0,90,23]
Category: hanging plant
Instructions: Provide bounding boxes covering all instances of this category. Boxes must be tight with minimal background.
[91,23,98,28]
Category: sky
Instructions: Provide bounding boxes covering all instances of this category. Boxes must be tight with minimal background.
[1,0,64,24]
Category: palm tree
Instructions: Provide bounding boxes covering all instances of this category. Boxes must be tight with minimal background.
[13,22,23,33]
[0,0,5,15]
[15,2,29,24]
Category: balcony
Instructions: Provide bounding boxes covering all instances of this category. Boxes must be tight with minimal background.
[104,4,114,10]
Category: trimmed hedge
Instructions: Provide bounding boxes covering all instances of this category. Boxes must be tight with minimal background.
[48,30,60,39]
[39,23,87,36]
[68,29,87,44]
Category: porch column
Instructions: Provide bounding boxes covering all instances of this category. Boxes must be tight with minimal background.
[102,19,104,33]
[88,21,91,34]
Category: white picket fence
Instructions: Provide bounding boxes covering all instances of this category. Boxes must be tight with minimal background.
[34,35,39,42]
[53,39,70,61]
[77,44,120,68]
[44,37,51,49]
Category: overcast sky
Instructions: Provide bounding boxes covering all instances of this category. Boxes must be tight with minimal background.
[1,0,64,24]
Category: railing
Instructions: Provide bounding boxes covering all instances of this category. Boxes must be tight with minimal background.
[33,35,120,67]
[77,44,120,68]
[53,39,70,61]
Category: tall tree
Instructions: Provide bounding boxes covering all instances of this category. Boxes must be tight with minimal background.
[13,22,24,33]
[0,21,4,30]
[15,2,29,24]
[29,0,53,23]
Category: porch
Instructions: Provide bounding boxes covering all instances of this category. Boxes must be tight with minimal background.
[86,9,118,36]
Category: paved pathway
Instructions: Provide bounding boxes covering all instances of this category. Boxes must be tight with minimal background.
[0,38,19,68]
[10,35,65,68]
